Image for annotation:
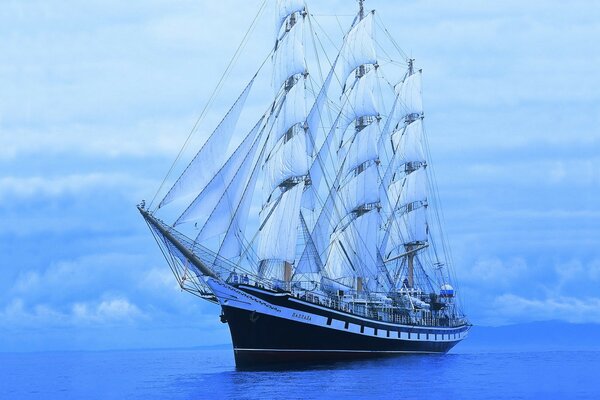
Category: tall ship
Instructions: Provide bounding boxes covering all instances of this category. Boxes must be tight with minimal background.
[139,0,470,367]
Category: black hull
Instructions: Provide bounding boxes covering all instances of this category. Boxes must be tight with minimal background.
[219,285,469,368]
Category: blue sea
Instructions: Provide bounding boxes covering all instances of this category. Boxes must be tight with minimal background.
[1,348,598,399]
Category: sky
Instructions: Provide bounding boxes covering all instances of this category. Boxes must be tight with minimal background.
[1,0,599,352]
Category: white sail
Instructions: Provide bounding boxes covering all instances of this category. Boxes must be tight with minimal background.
[340,12,376,81]
[400,205,427,244]
[386,179,402,212]
[342,122,379,177]
[294,214,322,276]
[350,210,380,281]
[299,159,345,279]
[378,217,393,258]
[299,60,339,210]
[303,111,341,210]
[274,78,306,141]
[378,95,398,166]
[264,131,308,193]
[263,131,309,192]
[159,79,254,208]
[340,69,379,131]
[339,164,379,213]
[387,168,427,210]
[175,118,264,226]
[273,18,306,91]
[217,145,265,259]
[324,228,356,287]
[275,0,305,36]
[391,118,426,164]
[384,204,427,256]
[193,133,265,241]
[257,181,305,263]
[306,62,336,154]
[396,70,423,118]
[325,210,379,288]
[307,184,337,258]
[379,178,393,218]
[399,168,427,207]
[379,98,402,192]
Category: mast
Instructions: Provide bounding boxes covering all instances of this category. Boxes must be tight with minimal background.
[380,59,428,291]
[257,1,309,285]
[359,0,365,20]
[323,4,381,293]
[405,63,423,289]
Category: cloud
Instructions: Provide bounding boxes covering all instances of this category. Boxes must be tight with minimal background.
[9,253,154,300]
[460,158,600,187]
[554,259,584,286]
[589,259,600,282]
[0,173,155,201]
[0,296,145,328]
[0,120,194,161]
[6,252,153,307]
[490,294,600,325]
[5,250,212,320]
[138,267,182,293]
[0,0,270,162]
[0,296,228,352]
[72,298,144,323]
[463,257,527,287]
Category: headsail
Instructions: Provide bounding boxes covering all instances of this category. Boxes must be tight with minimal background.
[174,117,265,227]
[159,79,254,208]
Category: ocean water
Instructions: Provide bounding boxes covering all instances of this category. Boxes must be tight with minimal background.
[1,349,598,400]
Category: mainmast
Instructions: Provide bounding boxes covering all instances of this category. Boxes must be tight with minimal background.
[404,62,424,289]
[323,4,381,293]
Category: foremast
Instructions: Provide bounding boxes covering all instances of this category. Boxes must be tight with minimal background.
[257,1,309,285]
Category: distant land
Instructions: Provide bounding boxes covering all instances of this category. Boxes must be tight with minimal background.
[455,321,600,353]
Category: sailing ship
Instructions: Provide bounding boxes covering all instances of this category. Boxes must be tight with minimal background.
[139,0,470,367]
